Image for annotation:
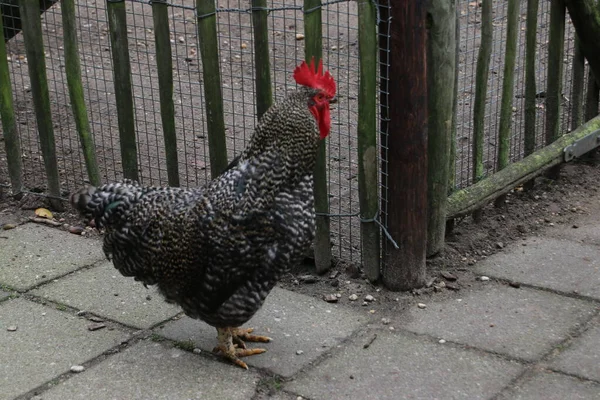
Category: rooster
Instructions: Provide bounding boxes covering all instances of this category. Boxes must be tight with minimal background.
[71,59,336,369]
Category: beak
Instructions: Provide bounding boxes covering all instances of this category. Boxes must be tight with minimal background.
[329,97,338,104]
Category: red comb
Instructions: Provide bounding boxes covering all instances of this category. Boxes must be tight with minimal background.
[293,57,336,98]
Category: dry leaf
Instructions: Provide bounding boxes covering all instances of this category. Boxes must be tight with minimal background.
[35,208,53,220]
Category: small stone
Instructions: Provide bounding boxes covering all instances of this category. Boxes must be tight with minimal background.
[323,294,338,303]
[364,295,375,302]
[439,339,446,344]
[329,270,340,279]
[146,295,152,301]
[299,274,318,284]
[240,42,247,49]
[389,326,395,331]
[76,310,87,317]
[330,279,339,287]
[70,365,85,373]
[509,281,521,288]
[69,225,84,235]
[296,350,304,355]
[7,325,17,332]
[89,316,104,322]
[417,303,427,309]
[331,45,337,50]
[295,33,305,40]
[362,301,368,306]
[572,224,579,229]
[87,323,106,331]
[445,282,460,291]
[193,348,202,354]
[2,223,16,230]
[440,271,457,281]
[369,309,376,314]
[178,36,185,43]
[336,293,341,298]
[480,276,490,281]
[381,318,391,325]
[349,294,358,301]
[496,242,504,249]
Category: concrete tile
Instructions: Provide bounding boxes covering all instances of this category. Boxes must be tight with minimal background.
[0,289,11,301]
[40,340,260,400]
[159,287,368,377]
[550,318,600,381]
[499,370,600,400]
[545,223,600,247]
[286,330,524,400]
[476,237,600,300]
[0,298,127,400]
[31,261,181,329]
[0,223,104,290]
[397,284,596,361]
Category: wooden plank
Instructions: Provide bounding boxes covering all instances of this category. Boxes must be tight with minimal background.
[570,35,585,130]
[304,0,331,274]
[546,0,566,146]
[251,0,273,119]
[19,0,62,209]
[357,0,379,281]
[426,0,456,256]
[152,0,179,187]
[447,115,600,219]
[196,0,228,177]
[107,0,138,181]
[62,0,100,187]
[382,1,427,291]
[524,0,540,156]
[0,6,22,196]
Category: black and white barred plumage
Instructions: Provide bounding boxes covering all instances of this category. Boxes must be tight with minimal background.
[71,87,322,328]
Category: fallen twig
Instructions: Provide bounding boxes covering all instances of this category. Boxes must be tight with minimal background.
[363,333,377,349]
[29,217,62,227]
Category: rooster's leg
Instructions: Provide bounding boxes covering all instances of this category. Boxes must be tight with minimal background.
[213,327,268,369]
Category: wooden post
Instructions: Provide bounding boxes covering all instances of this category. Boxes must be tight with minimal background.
[152,0,180,187]
[382,1,427,291]
[585,69,599,120]
[564,0,600,84]
[107,0,138,181]
[196,0,228,178]
[251,0,273,119]
[494,0,519,207]
[524,0,540,157]
[446,3,460,235]
[304,0,331,274]
[19,0,62,209]
[571,36,585,130]
[357,0,380,281]
[62,0,101,187]
[426,0,456,256]
[0,7,22,196]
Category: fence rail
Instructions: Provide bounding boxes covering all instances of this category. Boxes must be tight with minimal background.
[1,0,599,291]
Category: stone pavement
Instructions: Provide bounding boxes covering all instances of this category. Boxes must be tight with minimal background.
[1,222,599,400]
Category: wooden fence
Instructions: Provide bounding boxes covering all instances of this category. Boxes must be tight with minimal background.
[1,0,599,291]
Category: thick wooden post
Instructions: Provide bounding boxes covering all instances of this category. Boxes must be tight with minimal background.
[571,36,585,130]
[524,0,540,157]
[565,0,600,84]
[19,0,62,209]
[107,0,138,181]
[0,7,22,196]
[62,0,101,187]
[251,0,273,119]
[152,0,180,187]
[196,0,228,177]
[357,0,380,281]
[546,0,565,146]
[304,0,331,274]
[382,1,427,291]
[426,0,456,256]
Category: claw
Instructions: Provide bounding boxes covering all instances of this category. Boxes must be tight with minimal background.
[215,327,269,369]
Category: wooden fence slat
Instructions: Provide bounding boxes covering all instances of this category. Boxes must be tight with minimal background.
[0,7,22,196]
[585,69,600,120]
[62,0,101,187]
[426,0,456,256]
[448,115,600,219]
[449,4,460,194]
[251,0,273,119]
[357,0,379,281]
[152,0,180,187]
[19,0,62,209]
[382,1,427,291]
[494,0,519,207]
[545,0,565,146]
[570,35,585,130]
[107,0,138,181]
[524,0,540,157]
[304,0,331,274]
[196,0,228,178]
[472,0,492,184]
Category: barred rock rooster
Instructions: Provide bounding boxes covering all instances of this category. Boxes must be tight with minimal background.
[71,59,336,369]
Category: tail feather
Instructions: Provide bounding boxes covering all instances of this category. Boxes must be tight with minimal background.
[70,180,144,229]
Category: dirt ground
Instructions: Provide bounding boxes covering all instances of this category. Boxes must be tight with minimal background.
[3,152,600,318]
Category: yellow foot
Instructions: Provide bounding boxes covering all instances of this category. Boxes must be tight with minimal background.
[213,327,270,369]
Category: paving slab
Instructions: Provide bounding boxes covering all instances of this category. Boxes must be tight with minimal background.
[31,261,181,329]
[0,289,11,301]
[286,330,524,400]
[397,284,596,361]
[498,370,600,400]
[550,317,600,381]
[476,237,600,300]
[545,222,600,247]
[39,340,260,400]
[0,298,127,400]
[159,286,368,377]
[0,224,104,291]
